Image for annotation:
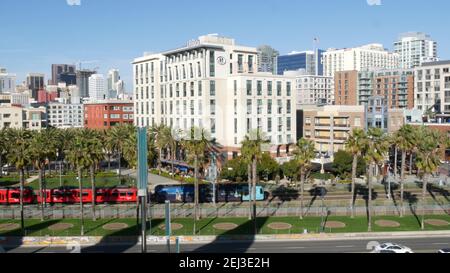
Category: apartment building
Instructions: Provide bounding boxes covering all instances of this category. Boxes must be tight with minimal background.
[132,34,296,159]
[84,100,134,129]
[285,71,334,105]
[323,44,399,77]
[47,101,84,128]
[0,105,47,130]
[414,60,450,114]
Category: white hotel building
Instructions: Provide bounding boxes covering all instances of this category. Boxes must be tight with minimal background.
[133,34,296,158]
[323,44,399,77]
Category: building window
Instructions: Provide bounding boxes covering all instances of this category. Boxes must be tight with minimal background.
[257,99,263,114]
[268,118,272,132]
[198,81,202,96]
[209,51,215,77]
[267,81,272,96]
[287,82,291,96]
[287,117,291,131]
[277,81,282,96]
[286,100,291,114]
[268,99,272,114]
[211,119,216,134]
[210,100,216,115]
[247,99,252,115]
[257,81,262,96]
[246,80,252,96]
[210,80,216,96]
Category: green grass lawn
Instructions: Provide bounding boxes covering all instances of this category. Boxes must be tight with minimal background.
[0,177,20,187]
[27,172,136,189]
[1,214,449,237]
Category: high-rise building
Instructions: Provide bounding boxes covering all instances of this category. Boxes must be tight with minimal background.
[284,71,334,106]
[323,44,399,77]
[414,60,450,114]
[0,69,16,93]
[277,50,324,76]
[133,34,296,159]
[26,73,45,100]
[51,64,76,85]
[334,69,414,109]
[257,45,279,74]
[88,74,106,101]
[107,69,120,91]
[394,32,438,69]
[76,70,96,98]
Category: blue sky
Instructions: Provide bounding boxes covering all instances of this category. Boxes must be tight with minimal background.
[1,0,449,91]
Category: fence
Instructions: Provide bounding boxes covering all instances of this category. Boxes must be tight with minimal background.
[1,203,449,220]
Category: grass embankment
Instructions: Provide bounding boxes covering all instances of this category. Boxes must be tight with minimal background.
[27,172,136,189]
[1,214,449,237]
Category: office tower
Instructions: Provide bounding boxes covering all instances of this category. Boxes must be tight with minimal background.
[277,50,324,76]
[88,74,106,101]
[51,64,76,85]
[76,70,96,98]
[26,73,45,100]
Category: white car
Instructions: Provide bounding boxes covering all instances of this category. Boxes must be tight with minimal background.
[373,243,413,253]
[438,248,450,253]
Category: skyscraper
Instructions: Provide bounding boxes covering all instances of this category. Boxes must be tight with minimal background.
[51,64,76,85]
[394,32,438,69]
[107,69,121,98]
[76,70,96,98]
[277,50,324,76]
[0,68,16,93]
[257,45,279,74]
[88,74,106,101]
[26,73,45,100]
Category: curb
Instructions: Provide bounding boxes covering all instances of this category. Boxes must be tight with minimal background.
[2,231,450,247]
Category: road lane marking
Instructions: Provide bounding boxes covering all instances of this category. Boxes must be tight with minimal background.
[285,247,306,249]
[336,245,354,248]
[433,243,449,245]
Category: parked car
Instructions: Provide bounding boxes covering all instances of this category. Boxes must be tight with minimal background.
[438,248,450,253]
[373,243,413,253]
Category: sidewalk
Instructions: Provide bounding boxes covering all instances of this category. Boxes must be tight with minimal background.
[2,230,450,247]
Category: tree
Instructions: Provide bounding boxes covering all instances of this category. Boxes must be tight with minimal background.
[345,128,368,219]
[220,157,248,182]
[107,124,132,178]
[395,125,415,217]
[0,129,9,179]
[29,129,57,221]
[65,129,91,236]
[257,153,280,181]
[293,138,316,219]
[84,129,104,221]
[182,127,218,234]
[241,129,270,231]
[280,160,299,183]
[415,127,441,230]
[154,124,170,175]
[365,128,389,232]
[6,129,32,233]
[332,150,366,179]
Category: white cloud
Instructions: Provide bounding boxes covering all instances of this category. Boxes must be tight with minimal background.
[367,0,382,6]
[67,0,81,6]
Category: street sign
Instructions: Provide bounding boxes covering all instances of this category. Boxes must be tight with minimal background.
[137,127,148,195]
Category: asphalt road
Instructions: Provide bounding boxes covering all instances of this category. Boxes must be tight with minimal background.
[3,236,450,253]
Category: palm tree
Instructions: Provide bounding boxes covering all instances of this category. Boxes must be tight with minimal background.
[345,128,368,218]
[102,129,114,172]
[241,129,270,232]
[84,129,104,221]
[65,129,91,235]
[182,127,218,234]
[293,138,316,220]
[167,127,181,178]
[0,129,9,179]
[416,127,441,230]
[154,124,170,175]
[395,125,415,217]
[365,128,389,232]
[107,124,132,178]
[29,129,57,221]
[6,129,32,233]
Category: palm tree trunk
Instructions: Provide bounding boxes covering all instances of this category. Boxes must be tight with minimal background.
[367,164,373,232]
[194,155,199,235]
[90,165,96,221]
[19,168,25,234]
[247,163,252,220]
[350,155,357,219]
[78,168,84,236]
[400,151,406,217]
[158,148,162,175]
[421,174,428,230]
[118,151,122,178]
[394,146,398,179]
[0,155,3,178]
[39,167,44,222]
[409,153,413,175]
[300,171,305,220]
[108,154,111,171]
[252,157,257,234]
[171,147,175,178]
